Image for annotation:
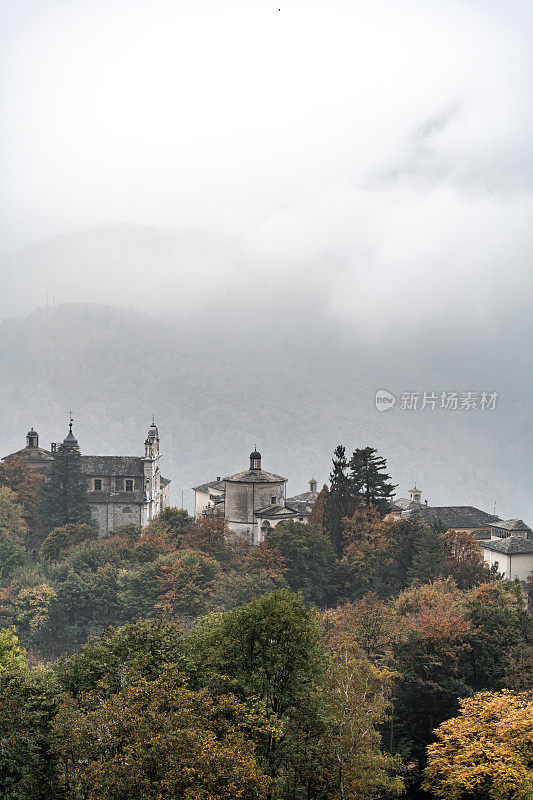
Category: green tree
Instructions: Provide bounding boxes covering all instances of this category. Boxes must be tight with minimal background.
[40,523,99,561]
[265,521,337,606]
[55,617,187,697]
[0,659,62,800]
[463,580,533,691]
[408,522,446,584]
[0,486,28,543]
[39,442,94,533]
[0,533,28,585]
[348,446,396,515]
[188,590,327,786]
[325,445,353,555]
[0,628,27,674]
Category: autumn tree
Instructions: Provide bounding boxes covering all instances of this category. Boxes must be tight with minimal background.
[157,549,221,617]
[391,579,472,766]
[423,690,533,800]
[307,484,329,531]
[52,667,272,800]
[341,505,391,599]
[320,613,403,800]
[443,529,492,589]
[0,456,44,545]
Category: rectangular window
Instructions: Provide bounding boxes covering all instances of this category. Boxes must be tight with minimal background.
[124,479,134,492]
[271,496,276,504]
[93,478,102,492]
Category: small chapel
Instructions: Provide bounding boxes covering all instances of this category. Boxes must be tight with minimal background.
[193,449,318,545]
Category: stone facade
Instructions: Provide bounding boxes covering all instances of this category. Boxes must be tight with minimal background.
[3,421,171,535]
[193,451,318,545]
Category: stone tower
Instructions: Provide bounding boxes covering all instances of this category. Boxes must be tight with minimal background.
[143,420,162,523]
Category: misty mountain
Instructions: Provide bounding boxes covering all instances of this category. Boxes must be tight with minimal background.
[1,301,531,521]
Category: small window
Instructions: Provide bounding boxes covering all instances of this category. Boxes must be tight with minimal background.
[271,496,276,505]
[124,479,134,492]
[93,478,102,492]
[299,517,304,521]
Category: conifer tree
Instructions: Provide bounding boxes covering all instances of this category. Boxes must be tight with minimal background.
[349,446,396,515]
[325,446,354,555]
[39,442,94,533]
[408,523,446,585]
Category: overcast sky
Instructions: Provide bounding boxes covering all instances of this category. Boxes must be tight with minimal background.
[1,0,533,338]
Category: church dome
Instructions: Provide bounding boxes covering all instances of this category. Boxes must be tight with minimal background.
[250,449,261,460]
[26,427,38,438]
[63,422,79,448]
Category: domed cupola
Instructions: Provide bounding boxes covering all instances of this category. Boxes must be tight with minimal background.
[26,428,39,448]
[250,449,261,470]
[63,418,79,449]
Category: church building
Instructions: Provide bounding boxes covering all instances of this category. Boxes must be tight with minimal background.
[3,420,171,535]
[193,449,318,544]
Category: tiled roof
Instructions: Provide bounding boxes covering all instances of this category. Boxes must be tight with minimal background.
[224,468,287,484]
[391,498,424,511]
[3,447,54,463]
[481,537,533,555]
[408,506,501,529]
[490,518,531,532]
[81,455,145,477]
[255,504,299,519]
[286,490,317,503]
[192,479,225,493]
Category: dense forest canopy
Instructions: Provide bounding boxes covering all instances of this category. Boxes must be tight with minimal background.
[0,444,532,799]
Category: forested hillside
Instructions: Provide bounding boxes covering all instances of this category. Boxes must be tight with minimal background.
[1,450,532,799]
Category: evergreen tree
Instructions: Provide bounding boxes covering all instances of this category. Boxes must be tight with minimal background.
[325,446,354,555]
[408,523,446,584]
[39,441,94,533]
[348,446,396,515]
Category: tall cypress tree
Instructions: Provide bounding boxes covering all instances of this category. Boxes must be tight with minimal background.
[349,446,396,515]
[324,445,354,555]
[39,439,94,533]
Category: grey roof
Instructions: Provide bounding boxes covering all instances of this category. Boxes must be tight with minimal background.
[392,498,424,511]
[481,537,533,555]
[286,490,317,504]
[3,446,54,463]
[192,478,226,493]
[284,497,315,515]
[160,476,171,487]
[490,518,532,532]
[255,503,300,519]
[81,455,145,477]
[408,506,501,529]
[224,468,287,484]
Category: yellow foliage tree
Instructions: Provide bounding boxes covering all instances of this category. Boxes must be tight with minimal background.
[423,690,533,800]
